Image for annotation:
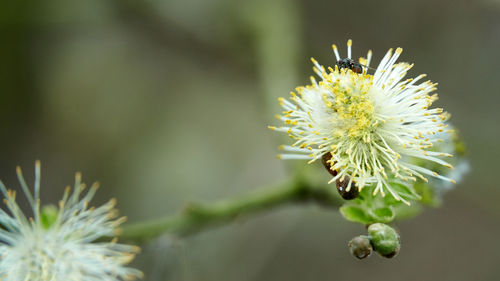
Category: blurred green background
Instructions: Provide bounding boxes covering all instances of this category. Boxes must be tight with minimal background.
[1,0,499,280]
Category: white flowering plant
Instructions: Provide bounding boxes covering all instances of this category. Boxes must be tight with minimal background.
[0,161,143,281]
[270,40,469,257]
[0,39,469,279]
[339,128,468,225]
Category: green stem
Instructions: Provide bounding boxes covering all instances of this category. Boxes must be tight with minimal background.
[120,176,342,244]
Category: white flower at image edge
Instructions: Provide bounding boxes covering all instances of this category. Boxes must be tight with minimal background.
[270,40,455,204]
[0,161,142,281]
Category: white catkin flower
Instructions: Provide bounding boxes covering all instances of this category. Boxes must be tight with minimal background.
[270,39,455,204]
[421,128,469,195]
[0,161,143,281]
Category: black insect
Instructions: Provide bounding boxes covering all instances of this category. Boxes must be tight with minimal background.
[336,58,365,74]
[321,153,360,200]
[335,175,359,200]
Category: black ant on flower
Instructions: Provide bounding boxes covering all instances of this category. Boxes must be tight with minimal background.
[333,39,374,74]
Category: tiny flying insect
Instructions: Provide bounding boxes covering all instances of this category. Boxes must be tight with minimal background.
[332,39,375,74]
[321,153,359,200]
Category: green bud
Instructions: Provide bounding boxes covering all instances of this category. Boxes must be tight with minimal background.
[348,235,372,259]
[40,205,58,229]
[368,223,400,258]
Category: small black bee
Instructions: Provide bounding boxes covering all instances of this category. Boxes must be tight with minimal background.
[336,58,365,74]
[321,153,359,200]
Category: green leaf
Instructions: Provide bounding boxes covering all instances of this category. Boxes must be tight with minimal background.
[413,181,441,207]
[389,182,421,202]
[340,205,374,224]
[371,207,395,223]
[382,193,404,206]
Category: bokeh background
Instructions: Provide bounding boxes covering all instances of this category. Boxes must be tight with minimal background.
[1,0,499,280]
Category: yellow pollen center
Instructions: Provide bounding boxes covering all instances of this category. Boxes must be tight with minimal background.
[328,71,376,140]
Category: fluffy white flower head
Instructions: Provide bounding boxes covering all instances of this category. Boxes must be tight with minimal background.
[0,161,143,281]
[271,40,455,203]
